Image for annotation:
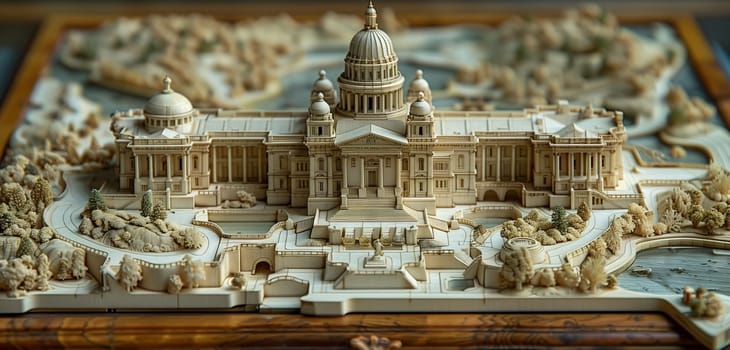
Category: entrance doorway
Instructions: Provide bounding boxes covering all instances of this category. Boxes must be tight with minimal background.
[367,170,377,187]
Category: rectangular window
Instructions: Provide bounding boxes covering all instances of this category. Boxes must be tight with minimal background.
[418,158,425,171]
[402,158,408,170]
[319,182,324,192]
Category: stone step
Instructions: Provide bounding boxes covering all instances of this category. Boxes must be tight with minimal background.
[329,208,417,222]
[347,197,396,208]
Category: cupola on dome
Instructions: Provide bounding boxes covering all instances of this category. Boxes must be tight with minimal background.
[345,2,396,63]
[144,76,194,116]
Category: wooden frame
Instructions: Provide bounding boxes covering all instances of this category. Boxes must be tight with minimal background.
[0,9,728,349]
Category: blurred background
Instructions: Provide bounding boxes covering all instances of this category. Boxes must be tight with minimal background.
[0,0,729,105]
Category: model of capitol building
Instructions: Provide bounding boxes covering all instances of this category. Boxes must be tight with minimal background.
[143,76,197,132]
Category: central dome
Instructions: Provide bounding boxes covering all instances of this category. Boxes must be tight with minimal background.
[336,2,405,119]
[144,76,193,116]
[347,28,396,64]
[345,1,396,64]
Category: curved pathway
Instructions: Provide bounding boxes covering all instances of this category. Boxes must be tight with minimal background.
[44,170,221,265]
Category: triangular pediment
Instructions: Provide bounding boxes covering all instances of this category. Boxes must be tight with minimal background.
[334,124,407,146]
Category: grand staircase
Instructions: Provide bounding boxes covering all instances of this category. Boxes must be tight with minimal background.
[329,195,417,222]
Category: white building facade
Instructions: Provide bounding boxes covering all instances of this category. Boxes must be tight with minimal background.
[111,3,625,213]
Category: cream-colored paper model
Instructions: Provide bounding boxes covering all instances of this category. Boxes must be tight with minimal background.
[2,3,730,349]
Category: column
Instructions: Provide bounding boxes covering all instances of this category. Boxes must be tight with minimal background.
[309,156,316,197]
[342,155,349,194]
[267,151,275,191]
[359,157,366,198]
[527,146,532,181]
[327,156,333,197]
[426,155,433,196]
[481,144,486,181]
[133,154,140,193]
[181,152,188,193]
[227,146,232,183]
[241,146,247,183]
[569,153,574,181]
[359,157,365,189]
[510,145,516,182]
[495,146,501,181]
[378,158,384,189]
[166,155,172,182]
[410,155,416,195]
[597,152,603,190]
[147,154,153,190]
[212,146,217,183]
[377,157,384,197]
[258,147,264,183]
[396,155,402,190]
[585,153,590,187]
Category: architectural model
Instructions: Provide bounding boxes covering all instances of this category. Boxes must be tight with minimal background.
[2,3,730,349]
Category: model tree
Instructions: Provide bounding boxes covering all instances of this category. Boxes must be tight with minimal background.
[150,201,167,221]
[577,201,591,222]
[30,177,53,210]
[551,206,568,234]
[3,183,27,211]
[71,249,88,279]
[579,255,607,293]
[499,247,533,291]
[86,188,107,212]
[141,190,153,217]
[627,203,652,237]
[182,255,205,288]
[16,236,37,258]
[704,207,725,234]
[35,254,52,291]
[116,254,142,292]
[670,188,691,217]
[167,274,183,294]
[687,204,705,228]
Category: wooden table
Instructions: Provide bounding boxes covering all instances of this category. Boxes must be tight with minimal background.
[0,312,701,349]
[0,3,728,349]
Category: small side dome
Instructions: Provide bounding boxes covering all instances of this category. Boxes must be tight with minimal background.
[309,92,331,117]
[409,91,431,116]
[143,76,196,132]
[144,76,193,116]
[407,69,432,103]
[311,70,336,105]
